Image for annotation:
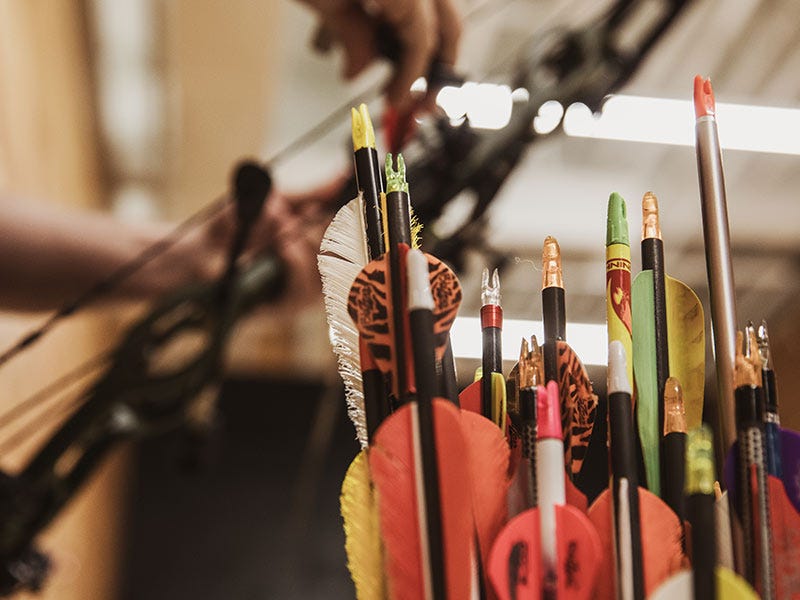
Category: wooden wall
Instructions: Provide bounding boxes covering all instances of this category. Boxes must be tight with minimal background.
[0,3,128,600]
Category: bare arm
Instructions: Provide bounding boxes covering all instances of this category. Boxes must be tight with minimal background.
[0,198,205,311]
[0,179,339,313]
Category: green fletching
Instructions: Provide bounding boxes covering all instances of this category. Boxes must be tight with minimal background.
[632,270,660,495]
[631,270,706,498]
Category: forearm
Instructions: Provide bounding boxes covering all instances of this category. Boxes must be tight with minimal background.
[0,198,213,312]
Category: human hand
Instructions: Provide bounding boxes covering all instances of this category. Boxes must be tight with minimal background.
[200,175,346,307]
[301,0,462,108]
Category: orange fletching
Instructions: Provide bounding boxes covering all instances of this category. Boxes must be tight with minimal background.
[461,410,512,598]
[349,251,462,397]
[554,341,599,476]
[369,399,473,599]
[587,487,686,599]
[487,504,602,599]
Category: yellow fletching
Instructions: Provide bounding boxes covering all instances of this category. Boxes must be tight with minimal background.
[341,450,386,599]
[469,369,507,429]
[410,207,423,249]
[665,276,705,430]
[491,372,507,431]
[473,367,482,383]
[715,567,758,599]
[380,192,390,250]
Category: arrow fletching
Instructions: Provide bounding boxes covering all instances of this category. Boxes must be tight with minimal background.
[551,341,599,477]
[341,449,387,599]
[348,252,461,379]
[664,275,705,430]
[487,504,602,599]
[648,568,757,599]
[461,409,513,595]
[369,399,474,599]
[587,486,686,599]
[318,195,371,447]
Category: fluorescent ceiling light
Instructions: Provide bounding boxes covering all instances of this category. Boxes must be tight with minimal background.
[533,100,565,134]
[436,82,513,130]
[450,317,608,366]
[563,94,800,155]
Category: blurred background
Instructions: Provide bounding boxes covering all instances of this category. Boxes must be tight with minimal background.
[0,0,799,598]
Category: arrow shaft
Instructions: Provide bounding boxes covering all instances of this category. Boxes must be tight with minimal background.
[609,389,645,600]
[354,146,386,258]
[408,247,447,599]
[385,189,413,402]
[642,237,671,496]
[481,305,502,421]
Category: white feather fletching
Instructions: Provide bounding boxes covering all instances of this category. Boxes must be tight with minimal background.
[318,194,371,448]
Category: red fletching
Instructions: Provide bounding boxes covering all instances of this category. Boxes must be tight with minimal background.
[565,477,588,513]
[369,399,473,599]
[508,438,522,480]
[459,379,482,415]
[461,410,513,598]
[587,487,686,599]
[487,504,602,599]
[506,446,528,519]
[753,474,800,597]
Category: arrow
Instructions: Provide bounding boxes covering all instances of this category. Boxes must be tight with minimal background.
[587,485,686,599]
[631,191,705,495]
[458,267,507,432]
[606,341,645,600]
[756,321,783,479]
[323,105,393,599]
[487,381,602,599]
[540,236,598,480]
[587,345,687,599]
[694,74,738,469]
[481,268,507,430]
[733,326,774,597]
[352,247,468,599]
[541,237,566,387]
[662,376,687,524]
[649,426,758,599]
[348,153,480,598]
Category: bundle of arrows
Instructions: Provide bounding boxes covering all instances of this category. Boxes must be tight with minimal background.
[317,79,800,600]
